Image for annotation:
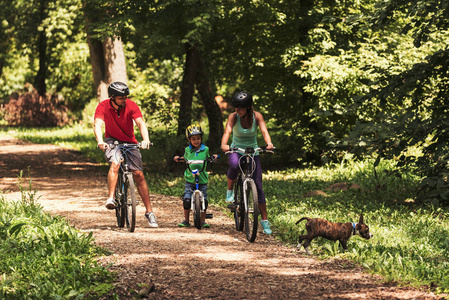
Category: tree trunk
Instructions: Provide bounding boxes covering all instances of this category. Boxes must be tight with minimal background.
[177,43,198,138]
[35,1,48,97]
[87,36,128,102]
[166,43,198,171]
[194,47,223,151]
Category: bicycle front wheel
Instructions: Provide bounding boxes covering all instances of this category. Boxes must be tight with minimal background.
[233,176,244,231]
[244,180,259,242]
[115,172,125,228]
[125,174,137,232]
[193,191,202,229]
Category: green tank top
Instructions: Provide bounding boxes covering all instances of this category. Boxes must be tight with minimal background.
[231,114,258,154]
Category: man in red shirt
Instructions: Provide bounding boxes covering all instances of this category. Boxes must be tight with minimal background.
[94,81,158,227]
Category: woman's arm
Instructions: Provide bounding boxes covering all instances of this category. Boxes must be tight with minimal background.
[255,111,274,150]
[221,112,237,151]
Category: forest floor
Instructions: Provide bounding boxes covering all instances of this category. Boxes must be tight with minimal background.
[0,135,443,299]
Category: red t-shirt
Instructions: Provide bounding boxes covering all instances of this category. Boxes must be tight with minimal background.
[94,98,143,143]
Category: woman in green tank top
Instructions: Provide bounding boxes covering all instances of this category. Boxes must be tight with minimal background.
[221,91,275,234]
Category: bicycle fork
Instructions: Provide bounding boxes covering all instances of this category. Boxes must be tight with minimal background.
[191,190,206,211]
[242,178,254,213]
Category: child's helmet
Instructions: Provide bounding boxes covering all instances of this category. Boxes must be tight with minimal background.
[231,91,252,108]
[186,124,204,138]
[108,81,130,97]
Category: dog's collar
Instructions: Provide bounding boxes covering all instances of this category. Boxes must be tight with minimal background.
[352,222,358,235]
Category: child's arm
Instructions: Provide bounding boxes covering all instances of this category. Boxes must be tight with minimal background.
[174,156,185,162]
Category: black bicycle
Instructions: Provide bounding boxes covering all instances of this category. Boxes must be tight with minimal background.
[226,146,274,242]
[108,141,151,232]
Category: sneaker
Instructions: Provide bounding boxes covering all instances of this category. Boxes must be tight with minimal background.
[201,222,210,228]
[145,212,159,228]
[178,220,190,227]
[260,220,272,235]
[105,198,116,209]
[226,190,234,203]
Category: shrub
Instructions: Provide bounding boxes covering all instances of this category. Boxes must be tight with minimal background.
[0,84,70,127]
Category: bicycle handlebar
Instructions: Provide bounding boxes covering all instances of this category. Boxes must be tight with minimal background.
[224,146,276,155]
[176,156,219,164]
[106,141,154,149]
[175,156,219,174]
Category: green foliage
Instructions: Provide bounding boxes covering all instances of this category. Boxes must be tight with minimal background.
[0,174,113,299]
[0,0,94,116]
[128,57,183,132]
[331,1,449,206]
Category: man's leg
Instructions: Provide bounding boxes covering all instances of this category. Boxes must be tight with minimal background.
[133,170,158,227]
[107,162,120,199]
[105,162,120,209]
[132,170,153,213]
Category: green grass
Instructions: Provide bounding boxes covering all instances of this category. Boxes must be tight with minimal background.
[0,172,113,299]
[2,124,449,295]
[148,156,449,294]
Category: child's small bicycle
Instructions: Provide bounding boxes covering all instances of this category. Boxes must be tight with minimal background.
[177,156,218,229]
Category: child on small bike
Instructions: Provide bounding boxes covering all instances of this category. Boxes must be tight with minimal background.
[174,124,218,228]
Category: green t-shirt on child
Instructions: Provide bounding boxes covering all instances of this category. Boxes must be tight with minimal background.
[183,143,210,184]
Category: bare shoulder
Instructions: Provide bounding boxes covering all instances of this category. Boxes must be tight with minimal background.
[227,112,238,124]
[253,111,265,122]
[229,112,237,119]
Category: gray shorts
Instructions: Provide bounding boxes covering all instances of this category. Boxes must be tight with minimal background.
[104,137,143,171]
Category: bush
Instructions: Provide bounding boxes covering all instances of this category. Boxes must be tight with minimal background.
[0,84,70,127]
[0,173,113,299]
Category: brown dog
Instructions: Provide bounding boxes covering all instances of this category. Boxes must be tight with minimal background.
[295,213,373,254]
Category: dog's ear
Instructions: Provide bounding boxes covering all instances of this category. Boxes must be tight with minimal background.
[359,213,364,224]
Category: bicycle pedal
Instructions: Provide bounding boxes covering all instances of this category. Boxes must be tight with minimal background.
[206,213,213,219]
[227,203,236,209]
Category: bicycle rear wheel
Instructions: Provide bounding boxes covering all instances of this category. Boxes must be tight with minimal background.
[244,179,259,242]
[193,191,202,229]
[233,176,244,231]
[115,172,125,228]
[125,174,137,232]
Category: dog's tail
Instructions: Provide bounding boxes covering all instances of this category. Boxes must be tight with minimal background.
[295,217,310,225]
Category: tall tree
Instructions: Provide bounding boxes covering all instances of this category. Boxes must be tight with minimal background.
[87,36,128,101]
[125,0,224,151]
[82,0,128,101]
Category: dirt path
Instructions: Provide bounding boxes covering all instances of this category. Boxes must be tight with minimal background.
[0,136,442,299]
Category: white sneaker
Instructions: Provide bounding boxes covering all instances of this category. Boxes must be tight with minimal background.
[145,212,159,228]
[105,198,116,209]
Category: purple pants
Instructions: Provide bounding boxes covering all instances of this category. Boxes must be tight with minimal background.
[227,153,266,204]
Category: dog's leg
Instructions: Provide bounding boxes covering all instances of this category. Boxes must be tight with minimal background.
[339,240,348,252]
[302,239,313,255]
[297,235,306,251]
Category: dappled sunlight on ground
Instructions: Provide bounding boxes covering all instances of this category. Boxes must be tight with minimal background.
[0,136,442,300]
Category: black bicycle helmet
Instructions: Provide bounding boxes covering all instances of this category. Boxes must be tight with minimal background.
[108,81,130,98]
[186,124,204,139]
[231,90,253,108]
